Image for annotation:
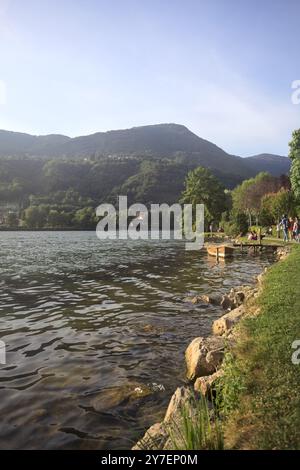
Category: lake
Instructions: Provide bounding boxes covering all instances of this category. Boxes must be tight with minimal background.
[0,231,274,449]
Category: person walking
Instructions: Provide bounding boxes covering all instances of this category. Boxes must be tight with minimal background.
[293,217,300,242]
[289,217,294,241]
[276,222,281,239]
[280,214,289,242]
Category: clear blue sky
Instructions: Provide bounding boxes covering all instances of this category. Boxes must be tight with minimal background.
[0,0,299,155]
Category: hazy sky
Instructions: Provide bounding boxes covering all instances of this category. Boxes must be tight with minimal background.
[0,0,299,155]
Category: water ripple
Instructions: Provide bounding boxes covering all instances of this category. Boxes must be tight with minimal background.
[0,231,274,449]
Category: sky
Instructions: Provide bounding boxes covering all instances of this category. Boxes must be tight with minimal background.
[0,0,299,156]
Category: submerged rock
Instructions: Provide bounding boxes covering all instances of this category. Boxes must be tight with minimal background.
[184,294,222,305]
[92,383,153,412]
[140,323,164,334]
[185,336,224,381]
[198,294,222,305]
[183,295,202,304]
[185,285,251,310]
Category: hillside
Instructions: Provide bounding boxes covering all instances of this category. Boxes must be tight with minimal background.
[244,153,290,176]
[0,130,70,156]
[0,124,290,181]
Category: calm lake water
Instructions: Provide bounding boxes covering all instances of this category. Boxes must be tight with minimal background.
[0,232,274,449]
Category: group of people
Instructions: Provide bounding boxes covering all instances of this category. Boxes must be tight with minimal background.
[248,230,258,241]
[247,229,266,241]
[277,215,300,242]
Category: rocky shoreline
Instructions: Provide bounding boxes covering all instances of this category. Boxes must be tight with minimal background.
[132,246,289,450]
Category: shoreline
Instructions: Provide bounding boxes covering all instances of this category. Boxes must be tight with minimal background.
[133,245,289,450]
[0,228,96,231]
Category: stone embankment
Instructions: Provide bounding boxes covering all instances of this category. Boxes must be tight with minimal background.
[133,246,289,450]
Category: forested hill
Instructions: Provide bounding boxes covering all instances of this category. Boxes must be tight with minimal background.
[0,124,290,181]
[0,124,290,212]
[0,123,291,229]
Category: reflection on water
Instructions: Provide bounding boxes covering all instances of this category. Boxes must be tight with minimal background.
[0,232,274,449]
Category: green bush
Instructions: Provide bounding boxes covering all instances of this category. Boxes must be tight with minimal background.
[223,212,248,236]
[215,352,246,417]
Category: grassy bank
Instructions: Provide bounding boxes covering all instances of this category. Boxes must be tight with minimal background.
[235,236,287,246]
[219,245,300,449]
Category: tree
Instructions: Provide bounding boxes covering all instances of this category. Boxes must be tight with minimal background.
[23,206,48,228]
[289,129,300,161]
[220,206,249,236]
[47,209,72,228]
[180,167,227,225]
[261,189,295,224]
[232,172,280,225]
[290,158,300,201]
[73,207,96,228]
[289,129,300,201]
[5,212,19,227]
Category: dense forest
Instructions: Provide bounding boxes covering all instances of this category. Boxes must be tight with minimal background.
[0,155,292,231]
[0,156,204,228]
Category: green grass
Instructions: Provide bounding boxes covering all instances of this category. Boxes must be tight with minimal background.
[218,245,300,449]
[168,395,224,450]
[235,235,288,246]
[215,352,247,416]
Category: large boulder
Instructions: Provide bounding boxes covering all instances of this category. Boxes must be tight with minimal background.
[221,287,247,311]
[232,290,245,306]
[240,285,257,300]
[257,267,269,286]
[185,336,224,381]
[212,305,246,336]
[276,247,289,260]
[257,272,264,286]
[132,422,169,450]
[164,386,196,423]
[163,386,210,450]
[134,386,199,450]
[194,369,224,397]
[220,294,234,310]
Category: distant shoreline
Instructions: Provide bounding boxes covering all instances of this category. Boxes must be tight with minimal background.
[0,228,96,232]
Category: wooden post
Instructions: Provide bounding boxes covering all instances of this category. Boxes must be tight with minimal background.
[258,227,262,246]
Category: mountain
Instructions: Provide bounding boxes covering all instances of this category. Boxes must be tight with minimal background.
[0,124,290,184]
[243,153,290,176]
[0,130,70,156]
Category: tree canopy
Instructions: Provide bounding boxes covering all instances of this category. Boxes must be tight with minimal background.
[231,172,283,225]
[180,166,227,224]
[289,129,300,201]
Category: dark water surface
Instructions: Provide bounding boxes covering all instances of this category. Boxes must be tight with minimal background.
[0,232,274,449]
